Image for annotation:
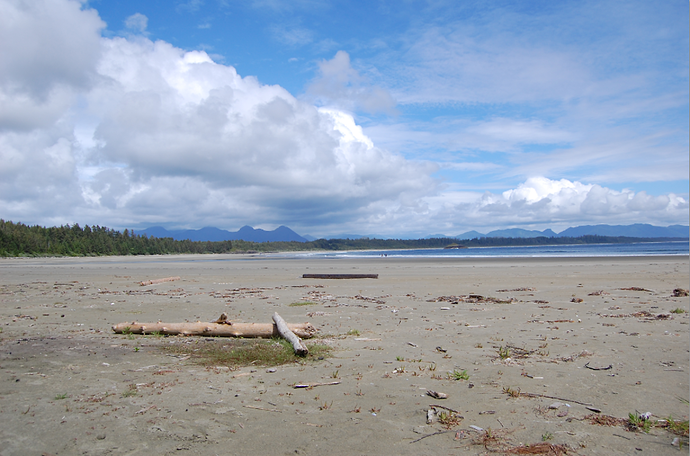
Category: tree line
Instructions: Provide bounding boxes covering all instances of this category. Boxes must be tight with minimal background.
[0,219,684,257]
[0,220,232,256]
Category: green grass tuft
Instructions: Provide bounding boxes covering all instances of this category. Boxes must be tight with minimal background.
[448,369,469,380]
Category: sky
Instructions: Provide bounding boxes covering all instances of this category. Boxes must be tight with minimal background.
[0,0,688,238]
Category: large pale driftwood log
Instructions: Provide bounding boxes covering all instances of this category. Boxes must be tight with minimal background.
[272,312,308,356]
[112,320,317,338]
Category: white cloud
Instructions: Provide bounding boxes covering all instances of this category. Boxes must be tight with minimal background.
[306,51,397,115]
[0,0,104,130]
[124,13,148,34]
[0,1,435,231]
[422,177,688,235]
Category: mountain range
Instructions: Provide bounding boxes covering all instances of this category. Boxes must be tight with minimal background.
[135,225,308,243]
[135,223,688,243]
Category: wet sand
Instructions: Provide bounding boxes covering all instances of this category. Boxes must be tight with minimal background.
[0,254,688,455]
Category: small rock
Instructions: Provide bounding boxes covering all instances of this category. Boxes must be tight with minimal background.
[266,368,277,373]
[549,402,563,409]
[96,434,106,440]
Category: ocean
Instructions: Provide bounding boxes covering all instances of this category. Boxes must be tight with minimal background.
[293,240,689,259]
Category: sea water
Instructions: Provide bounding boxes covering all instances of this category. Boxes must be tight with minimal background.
[296,241,689,259]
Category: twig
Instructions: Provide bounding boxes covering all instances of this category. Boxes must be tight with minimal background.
[584,362,612,371]
[519,392,593,407]
[410,429,456,443]
[243,405,282,413]
[134,405,157,415]
[293,381,341,389]
[613,433,631,440]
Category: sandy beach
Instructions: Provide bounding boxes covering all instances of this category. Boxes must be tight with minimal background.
[0,254,688,455]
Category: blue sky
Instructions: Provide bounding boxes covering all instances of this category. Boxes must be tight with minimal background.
[0,0,687,238]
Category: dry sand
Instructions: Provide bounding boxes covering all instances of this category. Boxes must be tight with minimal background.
[0,254,688,455]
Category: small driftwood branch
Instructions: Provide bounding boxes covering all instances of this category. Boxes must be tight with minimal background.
[293,381,341,389]
[302,274,378,279]
[410,429,456,444]
[140,276,180,286]
[519,392,593,407]
[243,405,282,413]
[112,320,317,338]
[584,362,612,371]
[273,312,308,356]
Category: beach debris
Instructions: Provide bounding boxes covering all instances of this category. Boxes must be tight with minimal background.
[496,287,536,292]
[112,314,317,339]
[426,390,447,399]
[619,287,654,293]
[429,295,514,305]
[139,276,180,286]
[292,381,341,389]
[469,425,484,431]
[598,310,673,320]
[435,346,447,353]
[672,288,689,297]
[427,408,437,424]
[584,362,612,371]
[503,389,595,407]
[588,290,609,296]
[410,429,457,443]
[243,405,281,413]
[273,312,308,356]
[302,273,378,279]
[429,404,461,415]
[504,442,570,455]
[407,341,418,347]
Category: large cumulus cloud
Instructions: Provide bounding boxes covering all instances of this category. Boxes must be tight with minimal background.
[0,0,435,231]
[413,177,688,236]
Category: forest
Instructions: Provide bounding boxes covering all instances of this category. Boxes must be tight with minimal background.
[0,219,684,257]
[0,220,233,256]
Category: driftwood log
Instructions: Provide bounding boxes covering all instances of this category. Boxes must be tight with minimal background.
[112,320,317,338]
[303,273,378,279]
[273,312,308,356]
[140,276,180,286]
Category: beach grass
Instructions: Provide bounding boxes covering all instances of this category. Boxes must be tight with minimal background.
[163,338,331,368]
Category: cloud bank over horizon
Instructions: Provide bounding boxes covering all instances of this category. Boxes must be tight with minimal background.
[0,0,687,238]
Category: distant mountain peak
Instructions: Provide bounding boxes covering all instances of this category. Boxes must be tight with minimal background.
[135,225,307,243]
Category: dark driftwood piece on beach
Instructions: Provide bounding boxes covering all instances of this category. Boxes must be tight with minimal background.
[273,312,308,356]
[302,273,378,279]
[112,320,317,338]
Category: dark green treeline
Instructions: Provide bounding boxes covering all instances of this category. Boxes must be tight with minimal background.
[0,220,232,256]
